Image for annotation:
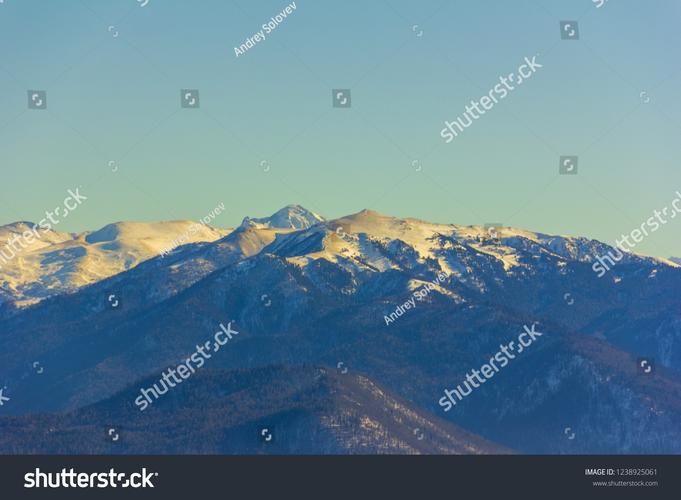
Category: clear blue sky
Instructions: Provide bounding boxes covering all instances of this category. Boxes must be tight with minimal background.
[1,0,680,257]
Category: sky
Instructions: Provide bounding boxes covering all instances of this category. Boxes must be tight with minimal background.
[1,0,680,258]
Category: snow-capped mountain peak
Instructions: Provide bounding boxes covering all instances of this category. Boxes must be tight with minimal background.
[0,221,74,250]
[240,204,325,230]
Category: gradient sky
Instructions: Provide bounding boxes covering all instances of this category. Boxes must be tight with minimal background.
[1,0,680,257]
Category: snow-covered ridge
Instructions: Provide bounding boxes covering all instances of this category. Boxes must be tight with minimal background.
[264,209,677,295]
[1,206,677,311]
[0,220,231,308]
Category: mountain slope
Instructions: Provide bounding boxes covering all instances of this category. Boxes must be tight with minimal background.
[0,366,509,454]
[0,220,231,310]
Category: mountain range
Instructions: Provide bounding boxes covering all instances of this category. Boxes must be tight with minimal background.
[0,220,231,309]
[1,205,680,454]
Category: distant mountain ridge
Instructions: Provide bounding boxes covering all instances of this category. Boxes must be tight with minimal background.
[2,206,675,313]
[0,206,328,311]
[1,205,680,454]
[0,220,232,310]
